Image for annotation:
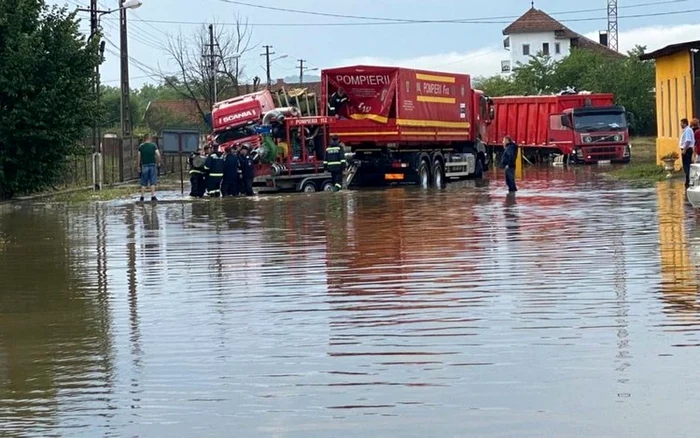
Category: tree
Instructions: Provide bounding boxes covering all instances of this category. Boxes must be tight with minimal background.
[0,1,100,199]
[161,16,256,122]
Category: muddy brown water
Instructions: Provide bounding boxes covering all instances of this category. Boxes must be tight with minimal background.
[2,166,700,437]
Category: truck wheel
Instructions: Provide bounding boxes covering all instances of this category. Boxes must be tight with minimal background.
[301,181,317,193]
[321,180,334,192]
[417,160,431,189]
[432,160,446,189]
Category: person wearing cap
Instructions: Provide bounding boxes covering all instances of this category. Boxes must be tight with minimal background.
[221,146,240,197]
[204,144,225,197]
[188,146,207,197]
[239,144,255,196]
[324,134,346,191]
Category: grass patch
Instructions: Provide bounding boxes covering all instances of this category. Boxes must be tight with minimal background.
[49,185,139,203]
[606,163,670,183]
[630,136,656,163]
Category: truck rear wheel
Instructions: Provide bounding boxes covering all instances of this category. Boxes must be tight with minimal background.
[301,181,317,193]
[432,159,445,189]
[321,180,334,192]
[417,160,430,189]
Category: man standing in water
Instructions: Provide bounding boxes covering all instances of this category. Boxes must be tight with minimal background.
[680,118,695,188]
[137,134,161,202]
[501,136,518,193]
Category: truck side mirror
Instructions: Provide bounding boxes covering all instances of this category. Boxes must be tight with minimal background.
[560,114,572,129]
[489,107,495,120]
[627,112,635,127]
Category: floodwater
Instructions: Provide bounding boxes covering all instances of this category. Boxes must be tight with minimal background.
[2,166,700,437]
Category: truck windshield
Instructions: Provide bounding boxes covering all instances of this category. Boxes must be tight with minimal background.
[215,125,256,144]
[574,112,627,132]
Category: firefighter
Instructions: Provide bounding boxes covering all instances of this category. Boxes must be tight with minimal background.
[188,147,206,197]
[204,145,225,197]
[221,146,239,197]
[327,87,349,118]
[239,144,255,196]
[324,134,346,192]
[501,135,518,193]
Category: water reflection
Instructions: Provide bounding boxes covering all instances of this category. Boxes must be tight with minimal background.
[658,181,700,316]
[0,205,114,434]
[5,169,700,436]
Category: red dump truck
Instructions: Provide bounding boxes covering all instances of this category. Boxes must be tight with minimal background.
[487,93,632,164]
[324,65,494,187]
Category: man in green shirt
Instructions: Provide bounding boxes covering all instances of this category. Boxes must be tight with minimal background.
[137,134,161,202]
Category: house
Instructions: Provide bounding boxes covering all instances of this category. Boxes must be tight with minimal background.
[502,7,624,73]
[144,99,206,126]
[639,40,700,167]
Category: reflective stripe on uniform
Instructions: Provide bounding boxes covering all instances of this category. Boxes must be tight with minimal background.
[189,169,203,174]
[209,173,224,177]
[327,161,342,165]
[204,166,210,170]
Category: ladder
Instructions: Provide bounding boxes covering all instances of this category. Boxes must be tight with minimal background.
[344,164,358,189]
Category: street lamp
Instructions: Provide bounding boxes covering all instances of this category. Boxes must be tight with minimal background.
[78,0,144,190]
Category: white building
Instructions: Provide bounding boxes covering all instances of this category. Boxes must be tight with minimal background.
[501,7,621,74]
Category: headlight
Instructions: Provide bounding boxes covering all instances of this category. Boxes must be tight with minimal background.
[583,136,592,143]
[614,134,623,142]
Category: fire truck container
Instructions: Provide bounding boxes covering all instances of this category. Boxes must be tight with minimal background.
[487,93,632,164]
[322,65,494,188]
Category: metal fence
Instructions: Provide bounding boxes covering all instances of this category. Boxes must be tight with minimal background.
[58,136,186,189]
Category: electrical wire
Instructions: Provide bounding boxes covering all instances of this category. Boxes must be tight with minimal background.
[214,0,690,24]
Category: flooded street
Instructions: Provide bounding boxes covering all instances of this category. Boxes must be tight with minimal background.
[3,167,700,437]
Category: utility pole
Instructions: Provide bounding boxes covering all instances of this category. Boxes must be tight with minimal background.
[208,24,217,107]
[297,59,306,85]
[261,45,274,88]
[607,0,619,52]
[90,0,101,190]
[120,5,132,141]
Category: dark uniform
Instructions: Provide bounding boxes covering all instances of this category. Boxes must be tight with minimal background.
[239,148,255,196]
[188,150,206,197]
[327,91,349,117]
[222,151,239,197]
[204,151,225,197]
[324,137,346,191]
[501,141,518,193]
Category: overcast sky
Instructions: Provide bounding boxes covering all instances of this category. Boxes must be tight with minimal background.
[55,0,700,87]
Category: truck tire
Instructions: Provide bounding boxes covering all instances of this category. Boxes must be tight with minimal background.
[301,181,317,193]
[432,159,446,189]
[417,160,431,189]
[321,180,334,192]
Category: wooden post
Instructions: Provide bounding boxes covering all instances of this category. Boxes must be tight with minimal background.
[516,146,523,180]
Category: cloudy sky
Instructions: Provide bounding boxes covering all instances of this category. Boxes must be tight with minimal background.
[55,0,700,87]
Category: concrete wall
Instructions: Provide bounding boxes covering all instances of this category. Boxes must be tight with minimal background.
[654,50,694,169]
[509,32,571,67]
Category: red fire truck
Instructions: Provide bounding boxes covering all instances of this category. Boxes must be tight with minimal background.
[487,93,632,164]
[324,65,493,188]
[207,65,494,192]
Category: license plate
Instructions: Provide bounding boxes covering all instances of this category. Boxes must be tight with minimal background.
[597,160,611,165]
[385,173,404,181]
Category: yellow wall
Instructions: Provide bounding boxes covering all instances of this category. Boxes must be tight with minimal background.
[654,51,694,169]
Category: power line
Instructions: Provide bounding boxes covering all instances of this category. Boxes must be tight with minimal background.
[214,0,689,24]
[98,4,699,27]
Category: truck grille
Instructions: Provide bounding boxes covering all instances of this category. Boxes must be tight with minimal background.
[590,135,617,143]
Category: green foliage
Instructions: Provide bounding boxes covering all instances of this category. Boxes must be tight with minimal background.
[475,46,656,135]
[0,0,100,199]
[144,105,197,134]
[607,163,667,182]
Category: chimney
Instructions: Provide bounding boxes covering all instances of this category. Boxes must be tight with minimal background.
[599,31,609,47]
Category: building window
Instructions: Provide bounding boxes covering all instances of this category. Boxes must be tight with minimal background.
[555,43,561,55]
[523,44,530,56]
[667,79,672,138]
[660,81,664,137]
[542,43,550,56]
